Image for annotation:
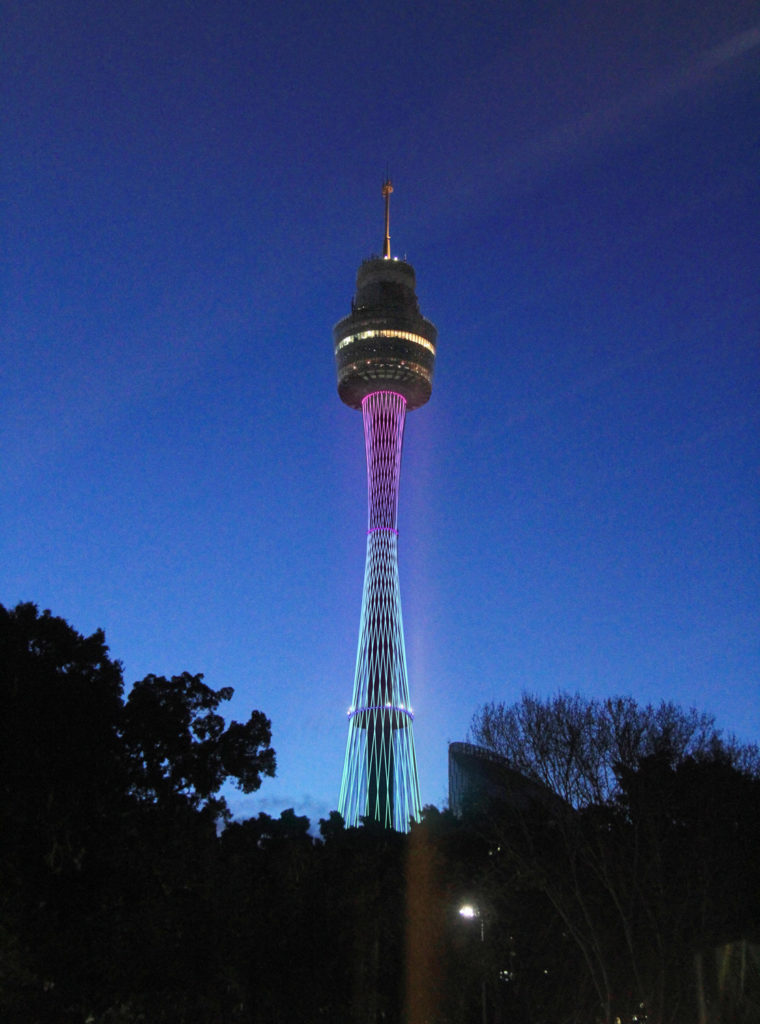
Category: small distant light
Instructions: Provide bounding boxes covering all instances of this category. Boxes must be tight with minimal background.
[459,904,477,919]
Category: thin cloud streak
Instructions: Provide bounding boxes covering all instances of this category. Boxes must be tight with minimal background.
[503,25,760,183]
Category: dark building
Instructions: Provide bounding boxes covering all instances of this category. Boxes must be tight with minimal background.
[448,742,568,819]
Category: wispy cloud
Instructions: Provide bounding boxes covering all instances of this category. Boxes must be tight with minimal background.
[510,25,760,176]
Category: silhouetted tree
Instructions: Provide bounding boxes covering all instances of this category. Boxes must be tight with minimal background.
[470,691,759,807]
[122,671,275,817]
[6,609,759,1024]
[0,602,275,1023]
[468,693,760,1024]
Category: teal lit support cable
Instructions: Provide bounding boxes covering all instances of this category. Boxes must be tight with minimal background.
[339,391,421,830]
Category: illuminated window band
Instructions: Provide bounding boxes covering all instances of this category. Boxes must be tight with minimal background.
[347,704,414,721]
[367,526,399,535]
[336,329,436,356]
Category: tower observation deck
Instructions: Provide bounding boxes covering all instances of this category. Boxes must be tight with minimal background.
[335,181,437,831]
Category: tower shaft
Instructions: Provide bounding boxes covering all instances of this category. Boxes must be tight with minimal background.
[334,183,435,832]
[338,390,421,830]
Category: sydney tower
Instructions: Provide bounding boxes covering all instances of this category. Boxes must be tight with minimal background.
[334,182,437,830]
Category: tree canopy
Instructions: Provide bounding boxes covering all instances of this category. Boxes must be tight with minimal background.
[2,606,758,1023]
[0,602,275,1022]
[470,691,760,807]
[122,671,275,815]
[467,692,760,1023]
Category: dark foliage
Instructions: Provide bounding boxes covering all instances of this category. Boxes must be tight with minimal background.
[2,609,759,1023]
[469,693,760,1024]
[122,671,275,814]
[0,603,274,1023]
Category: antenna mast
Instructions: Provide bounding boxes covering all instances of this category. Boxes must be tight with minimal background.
[382,178,393,259]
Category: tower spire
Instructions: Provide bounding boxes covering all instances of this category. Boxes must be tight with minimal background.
[382,178,393,259]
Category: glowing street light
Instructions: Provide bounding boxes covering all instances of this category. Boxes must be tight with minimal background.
[459,902,485,941]
[458,903,486,1023]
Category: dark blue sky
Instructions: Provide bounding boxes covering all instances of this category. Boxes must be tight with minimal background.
[3,0,758,822]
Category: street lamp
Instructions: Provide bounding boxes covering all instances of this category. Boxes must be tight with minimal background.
[458,903,486,1024]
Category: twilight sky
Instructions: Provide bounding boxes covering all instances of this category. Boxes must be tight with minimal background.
[3,0,758,823]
